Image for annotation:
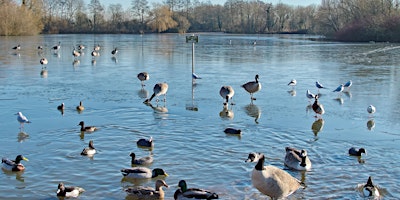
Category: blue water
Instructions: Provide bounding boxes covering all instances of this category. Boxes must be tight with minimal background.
[0,33,399,199]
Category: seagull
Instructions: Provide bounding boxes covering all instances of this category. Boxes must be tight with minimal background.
[367,105,376,117]
[315,81,325,92]
[288,79,297,89]
[72,47,81,57]
[333,84,344,96]
[192,73,201,80]
[16,112,31,131]
[344,80,352,91]
[306,89,316,103]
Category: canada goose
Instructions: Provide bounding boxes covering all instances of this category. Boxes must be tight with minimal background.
[312,95,325,118]
[40,57,48,69]
[144,83,168,103]
[242,74,261,101]
[121,167,168,179]
[12,44,21,50]
[174,180,218,200]
[125,179,169,199]
[344,80,352,91]
[91,49,99,57]
[245,153,303,199]
[81,140,96,156]
[78,44,85,50]
[52,42,61,51]
[348,147,366,156]
[362,176,380,198]
[137,72,149,87]
[76,101,84,111]
[77,121,97,132]
[72,47,81,57]
[56,182,85,198]
[111,47,118,56]
[219,85,235,106]
[16,112,31,130]
[284,147,312,171]
[1,155,29,171]
[288,79,297,89]
[94,44,101,51]
[367,105,376,116]
[130,152,153,165]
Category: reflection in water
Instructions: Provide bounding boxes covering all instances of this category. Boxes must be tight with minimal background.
[138,88,149,99]
[17,132,29,142]
[367,119,375,131]
[334,97,344,105]
[186,81,198,111]
[244,103,261,123]
[288,90,296,96]
[343,91,352,98]
[73,59,80,67]
[306,104,313,114]
[1,168,25,182]
[111,56,118,63]
[219,106,234,120]
[146,102,168,113]
[311,118,324,137]
[80,131,85,140]
[40,69,48,78]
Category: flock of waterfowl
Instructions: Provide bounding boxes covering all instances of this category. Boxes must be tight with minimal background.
[4,41,382,199]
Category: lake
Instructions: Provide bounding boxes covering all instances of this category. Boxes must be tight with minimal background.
[0,33,399,199]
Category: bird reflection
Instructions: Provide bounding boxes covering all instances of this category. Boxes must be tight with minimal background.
[219,105,234,120]
[186,81,198,111]
[73,59,80,67]
[40,69,48,78]
[244,103,261,124]
[146,102,168,113]
[1,168,25,182]
[334,97,344,105]
[17,132,29,142]
[343,91,352,98]
[138,88,149,99]
[311,118,324,137]
[367,119,375,131]
[111,56,118,63]
[288,89,296,96]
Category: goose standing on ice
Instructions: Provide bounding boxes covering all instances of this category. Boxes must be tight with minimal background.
[242,74,261,101]
[219,85,235,106]
[144,82,168,103]
[137,72,149,87]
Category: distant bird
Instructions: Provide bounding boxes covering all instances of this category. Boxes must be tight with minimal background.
[121,167,168,179]
[306,89,316,103]
[137,72,149,87]
[220,85,235,106]
[16,112,31,130]
[81,140,96,156]
[288,79,297,89]
[78,44,85,50]
[72,47,81,57]
[56,182,85,198]
[94,44,101,51]
[12,44,21,50]
[253,40,257,46]
[312,95,325,118]
[333,84,344,96]
[77,121,97,132]
[192,72,202,80]
[315,81,325,92]
[242,74,261,101]
[57,103,65,111]
[37,45,43,50]
[224,127,241,135]
[367,105,376,116]
[130,152,153,165]
[111,47,118,56]
[284,147,312,171]
[76,101,84,111]
[40,57,48,69]
[344,80,352,91]
[1,155,29,171]
[245,152,303,199]
[52,42,61,51]
[137,136,154,148]
[144,82,169,103]
[349,147,366,156]
[125,179,169,200]
[91,49,99,57]
[174,179,219,200]
[362,176,380,198]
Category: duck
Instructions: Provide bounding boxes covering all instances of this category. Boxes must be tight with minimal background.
[2,155,29,171]
[242,74,261,101]
[72,47,81,57]
[219,85,235,106]
[137,72,149,87]
[174,180,218,200]
[16,112,31,130]
[121,167,168,179]
[111,47,118,56]
[94,44,101,51]
[76,101,84,111]
[224,128,241,135]
[57,103,65,111]
[78,121,97,132]
[130,152,153,165]
[288,79,297,89]
[349,147,366,156]
[81,140,96,156]
[144,83,169,103]
[367,105,376,116]
[78,44,85,50]
[362,176,380,198]
[245,152,303,199]
[137,137,154,148]
[344,80,352,91]
[312,95,325,118]
[56,182,85,198]
[284,147,312,171]
[125,179,169,200]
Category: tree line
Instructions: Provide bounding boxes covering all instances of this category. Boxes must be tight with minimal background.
[1,0,400,42]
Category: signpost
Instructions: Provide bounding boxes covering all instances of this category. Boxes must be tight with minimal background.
[185,35,199,111]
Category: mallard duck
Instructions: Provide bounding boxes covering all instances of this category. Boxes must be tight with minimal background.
[125,179,169,200]
[130,152,153,165]
[137,72,150,87]
[312,95,325,118]
[284,147,312,171]
[81,140,96,156]
[241,74,261,101]
[121,167,168,179]
[219,86,235,106]
[349,147,366,156]
[137,137,154,148]
[362,176,380,198]
[223,128,241,135]
[245,153,303,199]
[56,182,85,198]
[2,155,29,171]
[78,121,97,132]
[76,101,84,111]
[16,112,31,130]
[144,83,169,103]
[174,180,218,200]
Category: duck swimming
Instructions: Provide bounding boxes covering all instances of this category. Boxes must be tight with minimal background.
[56,182,85,198]
[284,147,312,171]
[125,179,169,200]
[174,179,218,200]
[78,121,98,132]
[121,167,168,179]
[81,140,96,156]
[130,152,153,165]
[2,155,29,171]
[137,136,154,148]
[349,147,366,156]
